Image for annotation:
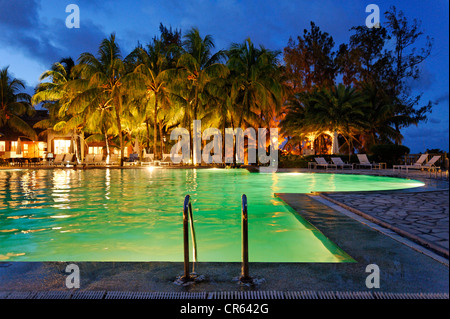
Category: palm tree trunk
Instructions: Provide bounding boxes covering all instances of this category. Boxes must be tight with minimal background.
[194,86,199,120]
[80,131,85,163]
[146,118,151,153]
[159,120,164,158]
[105,132,110,159]
[153,98,158,159]
[116,97,124,166]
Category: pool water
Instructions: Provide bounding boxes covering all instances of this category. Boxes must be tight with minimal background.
[0,169,424,262]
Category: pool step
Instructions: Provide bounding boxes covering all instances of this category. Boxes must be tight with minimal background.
[0,290,448,300]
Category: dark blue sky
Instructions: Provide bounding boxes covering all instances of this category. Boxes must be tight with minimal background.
[0,0,448,153]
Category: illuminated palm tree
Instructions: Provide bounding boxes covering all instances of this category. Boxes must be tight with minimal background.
[227,38,282,129]
[128,40,173,158]
[307,84,368,156]
[178,27,228,120]
[0,67,37,140]
[69,33,131,165]
[171,27,228,163]
[32,58,85,158]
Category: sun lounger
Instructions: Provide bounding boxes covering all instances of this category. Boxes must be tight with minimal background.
[160,153,172,166]
[93,154,105,165]
[124,153,139,166]
[356,154,380,169]
[108,154,120,165]
[308,157,337,170]
[63,154,77,165]
[422,155,441,170]
[141,154,154,166]
[52,153,65,166]
[331,157,354,169]
[84,154,96,166]
[393,154,428,171]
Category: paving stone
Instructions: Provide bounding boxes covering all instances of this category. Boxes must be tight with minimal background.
[326,190,449,253]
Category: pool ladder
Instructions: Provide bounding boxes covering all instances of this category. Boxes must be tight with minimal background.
[182,195,197,281]
[181,194,251,283]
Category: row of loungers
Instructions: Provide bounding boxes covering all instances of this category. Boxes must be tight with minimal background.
[85,153,182,166]
[309,154,441,171]
[393,154,441,172]
[43,153,184,166]
[83,154,120,166]
[309,154,380,170]
[309,157,355,170]
[52,153,77,166]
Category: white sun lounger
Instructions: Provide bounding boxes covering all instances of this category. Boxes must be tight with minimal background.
[141,154,154,166]
[160,153,172,166]
[356,154,380,169]
[331,157,354,169]
[308,157,336,170]
[422,155,441,170]
[393,154,428,171]
[108,154,120,165]
[93,154,105,165]
[52,153,65,166]
[84,154,96,166]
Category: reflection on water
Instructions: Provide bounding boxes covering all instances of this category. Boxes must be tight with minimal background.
[0,169,423,262]
[52,170,71,209]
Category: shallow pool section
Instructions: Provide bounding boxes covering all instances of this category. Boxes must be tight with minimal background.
[0,169,423,262]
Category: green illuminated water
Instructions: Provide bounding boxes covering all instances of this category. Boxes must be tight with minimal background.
[0,168,424,262]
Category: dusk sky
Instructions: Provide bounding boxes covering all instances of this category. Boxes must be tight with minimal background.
[0,0,448,153]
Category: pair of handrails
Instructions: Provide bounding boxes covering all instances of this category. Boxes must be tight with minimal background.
[182,194,250,283]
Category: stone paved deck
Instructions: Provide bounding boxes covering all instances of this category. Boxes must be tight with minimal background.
[322,190,449,256]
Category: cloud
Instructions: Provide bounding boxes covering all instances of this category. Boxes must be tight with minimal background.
[403,126,449,152]
[429,118,441,124]
[0,0,40,29]
[435,92,449,104]
[0,0,107,69]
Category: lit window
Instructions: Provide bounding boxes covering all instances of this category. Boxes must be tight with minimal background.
[54,140,71,154]
[0,141,5,152]
[88,146,103,155]
[11,141,17,152]
[113,148,128,157]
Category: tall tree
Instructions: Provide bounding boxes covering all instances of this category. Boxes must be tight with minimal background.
[178,27,228,122]
[32,58,84,158]
[71,34,130,165]
[336,7,433,139]
[283,21,337,92]
[227,38,282,129]
[128,39,173,158]
[0,67,37,140]
[384,6,433,131]
[281,84,369,157]
[172,27,228,163]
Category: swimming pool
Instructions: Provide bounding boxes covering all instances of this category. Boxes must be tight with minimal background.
[0,168,424,262]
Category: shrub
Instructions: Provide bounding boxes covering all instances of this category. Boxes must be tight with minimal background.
[370,144,410,166]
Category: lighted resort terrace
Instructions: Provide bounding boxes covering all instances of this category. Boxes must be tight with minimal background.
[0,0,448,312]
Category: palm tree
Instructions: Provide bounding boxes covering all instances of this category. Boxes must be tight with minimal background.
[179,27,228,120]
[172,27,228,163]
[70,34,131,165]
[32,58,86,158]
[128,40,173,159]
[0,67,37,140]
[227,38,282,129]
[307,84,368,156]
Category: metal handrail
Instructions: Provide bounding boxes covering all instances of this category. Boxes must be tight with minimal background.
[240,194,252,282]
[182,195,197,281]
